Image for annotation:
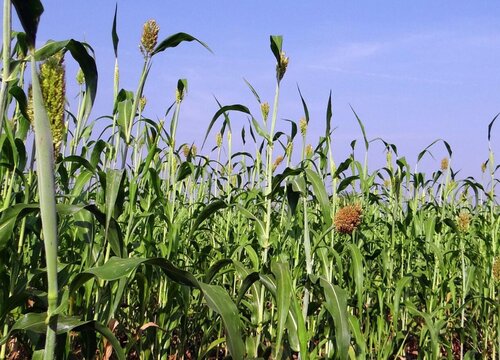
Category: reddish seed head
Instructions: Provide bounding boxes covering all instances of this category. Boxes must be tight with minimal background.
[334,204,362,235]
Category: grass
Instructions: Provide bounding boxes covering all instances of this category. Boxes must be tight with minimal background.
[0,1,498,359]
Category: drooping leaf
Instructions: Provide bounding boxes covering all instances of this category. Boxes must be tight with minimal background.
[202,104,251,148]
[12,0,44,49]
[199,283,245,359]
[271,261,293,359]
[320,277,350,359]
[152,32,211,56]
[270,35,283,64]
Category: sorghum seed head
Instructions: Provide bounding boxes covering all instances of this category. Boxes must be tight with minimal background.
[140,20,160,58]
[182,144,190,158]
[76,68,85,85]
[277,51,289,81]
[457,211,471,233]
[493,257,500,282]
[190,144,197,157]
[261,102,270,122]
[175,88,185,103]
[139,96,147,112]
[27,85,33,125]
[481,162,487,173]
[441,157,449,171]
[334,204,363,235]
[285,141,293,158]
[384,179,391,188]
[216,132,223,148]
[299,117,307,137]
[305,144,313,158]
[272,155,284,171]
[40,51,66,154]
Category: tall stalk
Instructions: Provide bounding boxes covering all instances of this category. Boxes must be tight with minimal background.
[30,51,59,359]
[0,0,12,136]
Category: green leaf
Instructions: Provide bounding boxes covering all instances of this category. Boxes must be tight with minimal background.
[199,283,245,359]
[205,259,233,283]
[270,35,283,64]
[393,276,411,332]
[305,169,332,229]
[35,39,98,120]
[326,91,333,136]
[271,261,293,359]
[320,277,350,359]
[0,313,125,360]
[337,175,359,193]
[105,169,124,253]
[348,315,366,357]
[297,85,310,125]
[189,199,227,238]
[111,3,119,57]
[9,85,30,122]
[70,257,199,293]
[488,113,498,143]
[350,105,369,151]
[347,244,364,312]
[202,104,251,148]
[0,204,38,250]
[152,32,212,56]
[12,0,44,49]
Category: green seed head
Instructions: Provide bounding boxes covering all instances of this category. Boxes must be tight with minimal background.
[139,96,147,112]
[261,102,270,122]
[285,141,293,159]
[140,20,160,58]
[299,117,307,137]
[76,68,85,85]
[305,144,313,158]
[277,51,289,82]
[216,132,223,148]
[39,51,66,153]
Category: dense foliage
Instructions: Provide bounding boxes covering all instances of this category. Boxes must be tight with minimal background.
[0,1,498,359]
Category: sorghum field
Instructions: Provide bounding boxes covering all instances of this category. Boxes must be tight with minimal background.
[0,1,499,360]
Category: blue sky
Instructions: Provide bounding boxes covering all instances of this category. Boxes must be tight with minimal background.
[10,1,500,179]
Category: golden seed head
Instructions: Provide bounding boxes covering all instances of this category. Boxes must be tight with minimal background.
[305,144,313,158]
[493,257,500,282]
[334,204,363,235]
[261,102,270,122]
[440,157,449,171]
[299,117,307,137]
[182,144,196,158]
[140,19,160,58]
[272,155,284,171]
[384,179,391,188]
[139,96,147,112]
[457,211,471,233]
[76,68,85,85]
[39,51,66,154]
[216,132,223,148]
[182,144,190,158]
[481,162,487,174]
[277,51,289,81]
